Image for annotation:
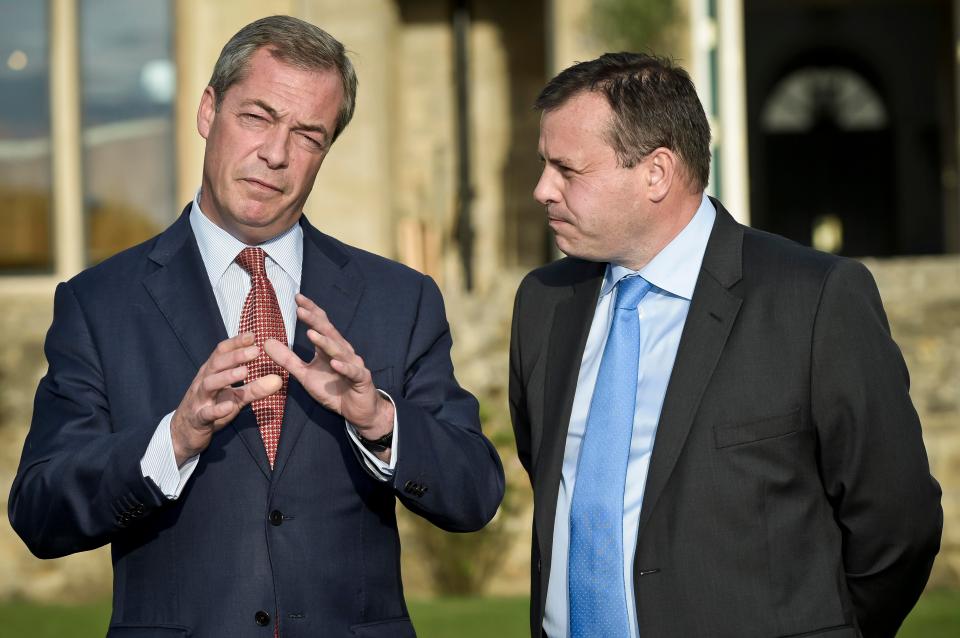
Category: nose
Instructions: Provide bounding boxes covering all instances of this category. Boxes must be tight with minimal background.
[533,165,558,206]
[258,127,289,169]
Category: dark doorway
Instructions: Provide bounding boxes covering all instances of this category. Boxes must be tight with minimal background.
[744,0,955,257]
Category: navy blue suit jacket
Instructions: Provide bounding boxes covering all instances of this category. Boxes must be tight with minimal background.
[9,207,505,638]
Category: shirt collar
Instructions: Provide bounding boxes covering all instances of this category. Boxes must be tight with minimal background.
[600,193,717,301]
[189,189,303,287]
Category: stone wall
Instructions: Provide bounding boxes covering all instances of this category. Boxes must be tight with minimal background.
[0,290,113,603]
[0,255,957,602]
[863,256,960,587]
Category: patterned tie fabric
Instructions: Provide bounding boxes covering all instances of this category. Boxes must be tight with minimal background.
[569,275,652,637]
[235,247,288,469]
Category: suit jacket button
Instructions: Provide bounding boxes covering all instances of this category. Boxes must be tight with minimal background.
[255,610,271,626]
[269,510,284,526]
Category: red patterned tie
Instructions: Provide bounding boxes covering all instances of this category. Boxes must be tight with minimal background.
[235,247,288,468]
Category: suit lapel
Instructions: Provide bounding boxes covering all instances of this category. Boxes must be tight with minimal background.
[272,217,364,480]
[143,207,227,370]
[534,260,604,574]
[636,200,744,539]
[142,206,270,479]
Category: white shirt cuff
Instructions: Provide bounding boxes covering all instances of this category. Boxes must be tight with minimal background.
[345,390,398,482]
[140,411,200,499]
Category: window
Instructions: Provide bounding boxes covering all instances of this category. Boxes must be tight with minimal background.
[0,0,175,279]
[0,0,52,272]
[762,66,888,133]
[81,0,176,264]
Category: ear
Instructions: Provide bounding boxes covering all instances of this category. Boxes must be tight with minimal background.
[644,147,677,203]
[197,86,217,140]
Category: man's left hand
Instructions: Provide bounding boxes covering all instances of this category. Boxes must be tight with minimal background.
[263,293,395,455]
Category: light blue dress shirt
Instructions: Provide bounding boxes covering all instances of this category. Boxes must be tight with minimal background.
[543,195,716,638]
[140,193,396,497]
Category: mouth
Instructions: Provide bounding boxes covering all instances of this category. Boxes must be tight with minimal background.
[241,177,283,194]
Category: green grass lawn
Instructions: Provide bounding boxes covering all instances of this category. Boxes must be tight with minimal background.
[1,591,956,637]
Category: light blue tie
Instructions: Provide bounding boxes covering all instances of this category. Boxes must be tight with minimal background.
[569,275,651,638]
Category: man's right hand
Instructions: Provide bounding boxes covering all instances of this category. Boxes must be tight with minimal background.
[171,332,283,466]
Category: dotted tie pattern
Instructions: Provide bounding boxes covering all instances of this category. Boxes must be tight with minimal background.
[235,247,288,469]
[568,275,652,638]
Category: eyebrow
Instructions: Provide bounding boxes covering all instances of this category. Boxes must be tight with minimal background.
[540,153,575,167]
[244,98,331,143]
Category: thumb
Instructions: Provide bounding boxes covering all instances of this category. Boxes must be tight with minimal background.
[237,374,283,405]
[263,338,307,381]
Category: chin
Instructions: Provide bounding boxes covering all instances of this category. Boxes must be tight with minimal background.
[554,235,582,259]
[554,238,607,264]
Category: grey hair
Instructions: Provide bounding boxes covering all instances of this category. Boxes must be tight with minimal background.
[208,15,358,143]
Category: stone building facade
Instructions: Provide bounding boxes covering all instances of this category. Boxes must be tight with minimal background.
[0,0,957,604]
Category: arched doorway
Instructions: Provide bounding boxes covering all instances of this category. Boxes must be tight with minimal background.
[760,62,895,256]
[744,0,955,257]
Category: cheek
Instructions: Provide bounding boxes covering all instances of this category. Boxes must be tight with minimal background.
[564,187,606,233]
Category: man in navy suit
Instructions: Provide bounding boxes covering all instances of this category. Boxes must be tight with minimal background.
[9,15,504,638]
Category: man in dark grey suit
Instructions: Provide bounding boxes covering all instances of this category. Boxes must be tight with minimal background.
[510,52,941,638]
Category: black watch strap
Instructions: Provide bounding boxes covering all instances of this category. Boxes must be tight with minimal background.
[358,430,393,453]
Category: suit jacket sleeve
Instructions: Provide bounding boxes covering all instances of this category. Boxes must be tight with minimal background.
[509,275,533,481]
[389,275,505,532]
[811,259,942,637]
[8,281,167,559]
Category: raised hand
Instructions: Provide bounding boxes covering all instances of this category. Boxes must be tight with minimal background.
[170,332,283,466]
[263,293,394,443]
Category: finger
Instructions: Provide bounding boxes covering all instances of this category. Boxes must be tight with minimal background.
[197,400,236,424]
[295,294,330,329]
[263,339,309,380]
[201,365,248,395]
[305,312,356,356]
[329,357,371,386]
[233,373,284,405]
[212,331,256,356]
[295,293,321,313]
[306,328,351,362]
[295,298,355,355]
[208,344,260,375]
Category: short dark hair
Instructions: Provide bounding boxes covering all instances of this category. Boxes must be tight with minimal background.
[208,15,358,143]
[535,52,711,191]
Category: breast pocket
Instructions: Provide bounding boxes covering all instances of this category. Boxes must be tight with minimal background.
[350,616,416,637]
[714,408,800,449]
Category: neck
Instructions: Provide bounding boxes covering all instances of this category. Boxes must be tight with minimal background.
[618,190,703,271]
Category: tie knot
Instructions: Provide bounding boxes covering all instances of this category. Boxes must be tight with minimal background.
[235,247,266,277]
[615,275,651,310]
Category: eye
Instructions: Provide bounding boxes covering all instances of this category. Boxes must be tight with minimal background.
[298,132,326,151]
[239,112,268,125]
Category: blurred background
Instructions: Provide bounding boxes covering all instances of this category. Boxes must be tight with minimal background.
[0,0,958,635]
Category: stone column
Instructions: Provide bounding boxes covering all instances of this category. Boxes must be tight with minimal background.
[299,0,400,256]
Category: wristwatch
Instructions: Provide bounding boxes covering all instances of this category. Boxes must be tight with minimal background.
[358,430,393,453]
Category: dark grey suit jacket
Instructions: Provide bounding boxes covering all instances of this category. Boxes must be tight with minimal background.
[509,199,941,638]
